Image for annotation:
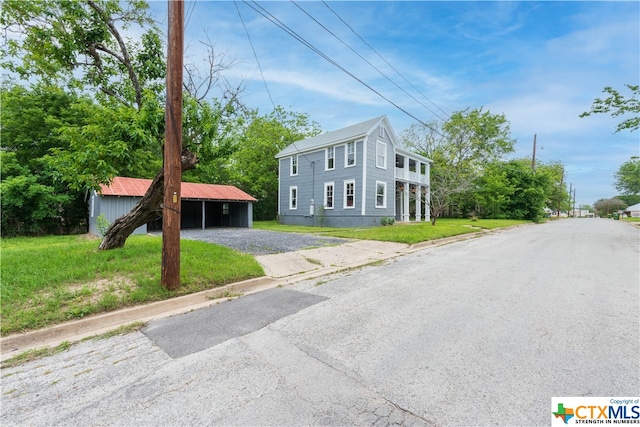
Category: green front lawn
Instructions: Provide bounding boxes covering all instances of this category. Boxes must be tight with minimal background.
[255,218,531,244]
[0,235,264,335]
[2,218,531,335]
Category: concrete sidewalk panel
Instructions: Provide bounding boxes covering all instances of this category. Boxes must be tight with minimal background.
[255,252,321,278]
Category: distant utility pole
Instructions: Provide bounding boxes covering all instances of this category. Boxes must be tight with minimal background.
[162,0,184,291]
[569,183,573,217]
[531,134,537,172]
[572,188,576,219]
[557,167,564,218]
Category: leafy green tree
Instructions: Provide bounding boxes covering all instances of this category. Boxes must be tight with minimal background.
[536,161,570,215]
[0,84,93,235]
[400,108,515,224]
[615,194,640,207]
[593,198,627,217]
[228,107,321,220]
[1,0,164,109]
[1,0,243,249]
[580,84,640,133]
[475,159,551,221]
[614,156,640,195]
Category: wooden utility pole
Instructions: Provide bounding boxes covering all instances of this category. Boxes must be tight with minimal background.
[557,167,564,218]
[162,0,184,291]
[531,133,537,172]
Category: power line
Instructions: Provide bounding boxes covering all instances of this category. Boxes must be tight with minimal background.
[234,1,275,108]
[321,0,450,121]
[292,0,448,122]
[242,0,442,134]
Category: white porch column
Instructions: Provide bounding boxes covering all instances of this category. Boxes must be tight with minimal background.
[425,186,431,222]
[402,182,410,222]
[415,184,422,222]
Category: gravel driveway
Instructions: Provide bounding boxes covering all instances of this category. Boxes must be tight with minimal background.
[177,228,350,255]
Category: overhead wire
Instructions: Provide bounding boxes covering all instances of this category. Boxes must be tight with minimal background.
[241,0,443,134]
[234,1,315,166]
[321,0,451,121]
[292,0,448,123]
[234,1,275,108]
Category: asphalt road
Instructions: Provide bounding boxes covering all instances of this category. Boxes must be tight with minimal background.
[3,219,638,426]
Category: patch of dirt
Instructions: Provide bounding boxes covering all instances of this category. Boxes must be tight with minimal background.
[27,276,137,308]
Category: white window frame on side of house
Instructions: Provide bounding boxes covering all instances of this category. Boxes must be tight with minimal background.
[324,182,334,209]
[325,147,335,171]
[345,141,356,168]
[290,155,298,176]
[376,140,387,169]
[375,181,386,208]
[344,179,355,209]
[289,186,298,210]
[379,125,386,138]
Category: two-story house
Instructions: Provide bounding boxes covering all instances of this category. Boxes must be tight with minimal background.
[276,116,432,227]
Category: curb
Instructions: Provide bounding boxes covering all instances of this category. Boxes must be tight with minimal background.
[0,227,511,362]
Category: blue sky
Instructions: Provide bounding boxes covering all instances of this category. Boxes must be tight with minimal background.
[150,1,639,207]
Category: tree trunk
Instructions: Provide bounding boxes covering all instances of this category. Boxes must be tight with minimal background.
[98,150,197,250]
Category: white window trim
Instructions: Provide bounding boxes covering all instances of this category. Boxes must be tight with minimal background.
[290,155,298,176]
[379,125,386,138]
[376,140,387,169]
[343,179,355,209]
[375,181,387,209]
[344,141,356,168]
[289,186,298,210]
[324,182,335,209]
[325,147,335,171]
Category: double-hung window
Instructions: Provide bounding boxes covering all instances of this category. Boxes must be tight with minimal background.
[324,182,334,209]
[345,141,356,167]
[376,140,387,169]
[325,147,335,170]
[375,181,386,208]
[290,156,298,176]
[289,186,298,210]
[344,180,355,209]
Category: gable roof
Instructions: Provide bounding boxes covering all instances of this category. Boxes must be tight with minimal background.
[276,116,389,158]
[99,177,256,202]
[626,203,640,211]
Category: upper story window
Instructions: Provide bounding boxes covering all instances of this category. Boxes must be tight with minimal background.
[289,186,298,210]
[344,179,355,208]
[345,141,356,167]
[324,182,334,209]
[325,147,335,171]
[290,156,298,176]
[379,125,386,138]
[376,140,387,169]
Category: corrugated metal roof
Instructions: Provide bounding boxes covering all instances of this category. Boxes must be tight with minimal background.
[276,116,386,158]
[99,177,256,202]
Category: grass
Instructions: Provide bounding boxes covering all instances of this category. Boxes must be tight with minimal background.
[1,234,264,335]
[2,218,530,336]
[623,217,640,223]
[255,218,531,245]
[1,341,72,369]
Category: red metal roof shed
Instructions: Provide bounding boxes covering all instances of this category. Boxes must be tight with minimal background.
[100,177,256,202]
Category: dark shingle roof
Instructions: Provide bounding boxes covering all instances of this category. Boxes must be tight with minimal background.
[276,116,386,158]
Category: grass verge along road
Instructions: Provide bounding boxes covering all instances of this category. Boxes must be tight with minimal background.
[2,219,529,336]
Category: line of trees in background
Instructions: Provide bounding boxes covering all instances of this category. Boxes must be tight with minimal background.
[1,0,635,242]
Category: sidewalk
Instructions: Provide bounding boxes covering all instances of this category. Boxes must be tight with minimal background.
[0,233,485,362]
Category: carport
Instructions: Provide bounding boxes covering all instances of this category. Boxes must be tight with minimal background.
[89,176,256,235]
